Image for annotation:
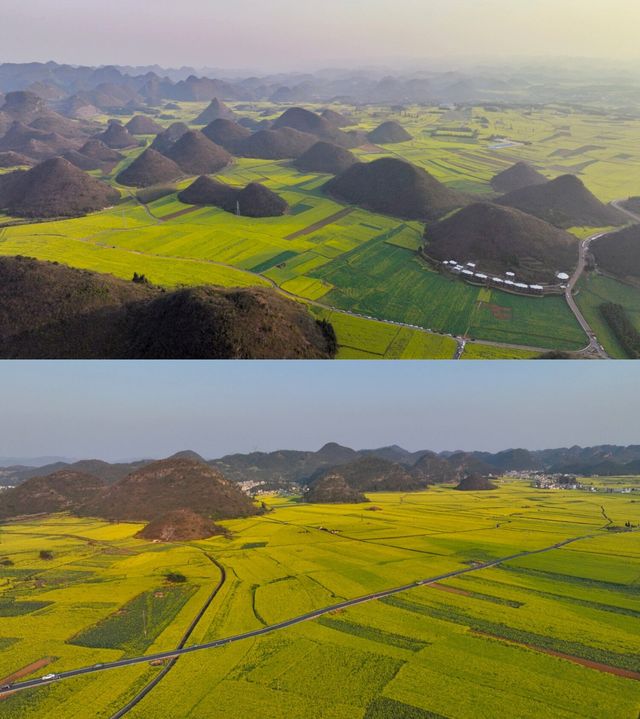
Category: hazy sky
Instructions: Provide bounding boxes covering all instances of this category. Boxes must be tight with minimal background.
[0,362,638,461]
[2,0,639,70]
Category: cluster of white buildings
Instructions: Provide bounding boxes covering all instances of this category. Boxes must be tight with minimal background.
[441,260,546,294]
[437,260,573,296]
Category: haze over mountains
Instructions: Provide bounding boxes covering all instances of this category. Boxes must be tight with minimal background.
[1,61,640,111]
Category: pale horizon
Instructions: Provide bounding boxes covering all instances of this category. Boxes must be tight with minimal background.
[2,0,640,72]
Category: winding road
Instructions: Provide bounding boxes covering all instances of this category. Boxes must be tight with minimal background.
[563,198,640,359]
[108,554,226,719]
[0,529,611,700]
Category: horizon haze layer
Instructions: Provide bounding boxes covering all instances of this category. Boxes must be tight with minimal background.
[2,0,640,70]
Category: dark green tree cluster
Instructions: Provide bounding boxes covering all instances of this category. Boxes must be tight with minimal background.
[600,303,640,358]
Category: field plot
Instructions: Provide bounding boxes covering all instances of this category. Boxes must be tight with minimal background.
[574,274,640,358]
[1,481,639,718]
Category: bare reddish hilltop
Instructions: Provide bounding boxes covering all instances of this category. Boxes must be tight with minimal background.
[135,509,228,541]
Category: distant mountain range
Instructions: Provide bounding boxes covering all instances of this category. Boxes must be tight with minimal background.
[2,443,639,489]
[1,61,640,110]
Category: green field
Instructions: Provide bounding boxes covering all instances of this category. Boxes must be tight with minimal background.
[1,479,639,718]
[3,100,639,356]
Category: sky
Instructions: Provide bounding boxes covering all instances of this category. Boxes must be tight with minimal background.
[0,362,638,461]
[1,0,639,70]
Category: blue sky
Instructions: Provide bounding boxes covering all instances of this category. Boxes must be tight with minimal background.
[0,362,637,460]
[1,0,639,69]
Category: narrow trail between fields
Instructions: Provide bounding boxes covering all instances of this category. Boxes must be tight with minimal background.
[5,527,636,700]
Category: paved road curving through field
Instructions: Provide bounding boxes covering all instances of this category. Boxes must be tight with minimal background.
[108,554,226,718]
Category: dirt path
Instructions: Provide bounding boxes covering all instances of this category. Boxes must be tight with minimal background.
[284,207,354,240]
[472,631,640,681]
[0,658,55,690]
[159,206,201,222]
[431,583,472,597]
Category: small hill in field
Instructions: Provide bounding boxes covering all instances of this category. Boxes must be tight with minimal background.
[0,151,32,168]
[591,225,640,282]
[326,157,465,220]
[447,452,495,478]
[194,98,237,124]
[237,183,289,217]
[116,148,183,187]
[237,127,317,160]
[78,139,123,163]
[425,202,579,283]
[272,107,334,136]
[0,257,337,359]
[178,176,237,210]
[305,457,424,504]
[125,115,163,135]
[164,130,231,175]
[179,177,288,217]
[331,456,425,491]
[201,119,251,153]
[304,474,369,504]
[135,509,228,541]
[455,474,498,491]
[150,122,190,153]
[94,121,138,149]
[0,470,106,519]
[368,121,413,144]
[410,452,459,484]
[498,175,625,228]
[294,141,357,174]
[322,109,351,127]
[491,162,547,193]
[0,157,119,218]
[78,458,259,522]
[62,149,106,171]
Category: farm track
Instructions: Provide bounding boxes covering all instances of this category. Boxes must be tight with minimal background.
[284,207,355,239]
[108,554,226,718]
[5,527,636,699]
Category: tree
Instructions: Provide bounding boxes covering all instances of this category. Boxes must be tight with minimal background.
[165,572,187,584]
[39,550,54,560]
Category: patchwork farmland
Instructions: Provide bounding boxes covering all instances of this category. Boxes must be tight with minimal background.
[2,101,640,357]
[1,479,639,718]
